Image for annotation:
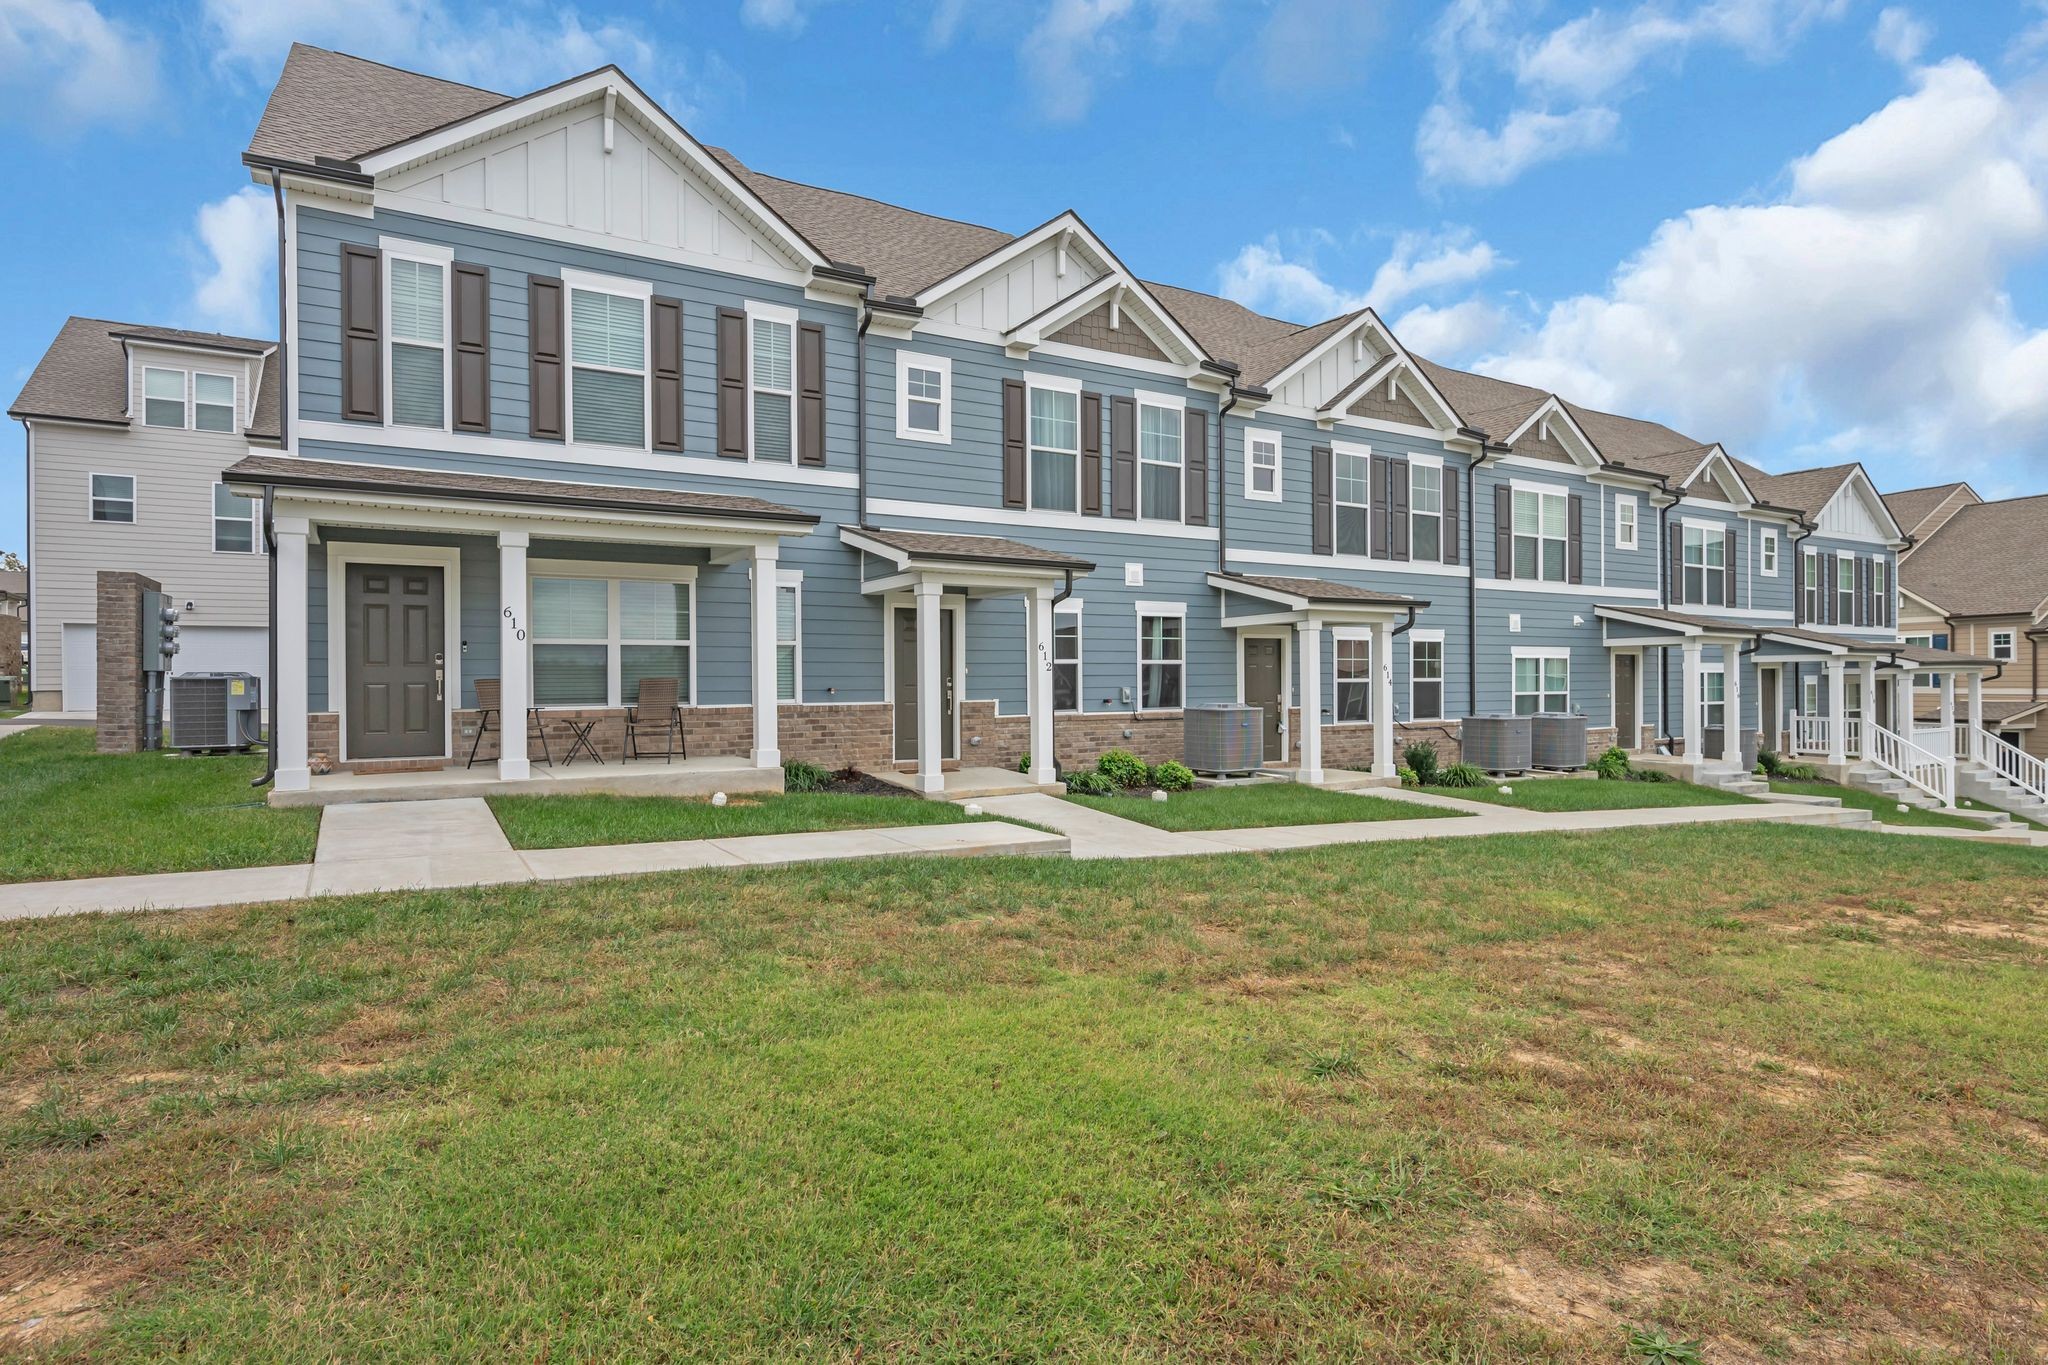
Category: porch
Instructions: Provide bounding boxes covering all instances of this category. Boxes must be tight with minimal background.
[271,752,777,808]
[1774,640,1997,809]
[1595,606,1759,776]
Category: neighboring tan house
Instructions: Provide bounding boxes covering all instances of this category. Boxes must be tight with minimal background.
[1884,481,1980,544]
[8,318,278,712]
[1895,491,2048,759]
[0,567,25,683]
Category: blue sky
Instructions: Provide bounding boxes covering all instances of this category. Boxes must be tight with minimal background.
[6,0,2048,559]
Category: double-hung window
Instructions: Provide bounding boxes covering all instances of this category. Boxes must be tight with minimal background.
[1138,399,1182,521]
[1801,550,1821,619]
[776,574,802,703]
[389,254,448,429]
[1512,486,1567,582]
[1411,635,1444,720]
[1335,634,1371,722]
[194,373,237,432]
[1410,461,1443,562]
[530,570,693,707]
[749,306,796,462]
[1682,524,1726,606]
[213,483,258,553]
[1138,611,1183,709]
[1760,529,1779,576]
[896,353,950,442]
[1334,450,1369,555]
[1053,606,1081,712]
[1871,558,1888,623]
[1029,383,1080,513]
[1991,629,2017,661]
[1906,633,1938,688]
[569,280,647,447]
[142,368,186,428]
[1702,668,1726,732]
[90,473,135,524]
[1836,554,1855,623]
[1615,495,1638,550]
[1512,650,1569,715]
[1245,429,1281,501]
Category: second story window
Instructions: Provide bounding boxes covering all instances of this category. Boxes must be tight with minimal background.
[1836,554,1855,622]
[1801,549,1821,619]
[1029,386,1079,512]
[1615,495,1638,550]
[750,314,794,462]
[1411,463,1443,562]
[571,288,646,447]
[1246,430,1281,501]
[1335,451,1369,555]
[194,374,236,432]
[143,368,185,428]
[1682,524,1726,606]
[1991,628,2016,661]
[389,257,447,429]
[1138,401,1182,521]
[1512,487,1567,582]
[1760,529,1779,576]
[1872,558,1889,625]
[213,483,258,552]
[897,354,950,442]
[91,473,135,523]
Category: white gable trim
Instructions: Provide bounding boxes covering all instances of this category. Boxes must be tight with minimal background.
[1503,396,1603,472]
[1678,446,1755,507]
[1263,308,1463,431]
[1815,468,1906,545]
[1003,271,1203,368]
[914,212,1100,311]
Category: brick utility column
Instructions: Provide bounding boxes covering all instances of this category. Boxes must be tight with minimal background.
[95,570,160,754]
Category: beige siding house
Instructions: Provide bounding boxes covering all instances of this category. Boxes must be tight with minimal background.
[9,319,279,711]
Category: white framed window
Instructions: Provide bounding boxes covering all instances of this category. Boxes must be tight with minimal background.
[747,301,797,463]
[1245,428,1281,502]
[1906,633,1938,688]
[385,243,451,431]
[1760,528,1779,576]
[1137,604,1184,710]
[1702,666,1726,731]
[90,472,135,524]
[1411,631,1445,721]
[1801,549,1821,620]
[1512,484,1568,582]
[1682,522,1727,607]
[1991,629,2017,661]
[1334,447,1370,556]
[1053,602,1082,712]
[1335,632,1371,722]
[776,571,803,703]
[529,565,694,708]
[1137,395,1183,521]
[1615,495,1638,550]
[1836,552,1855,623]
[1410,459,1444,563]
[212,482,259,553]
[1028,378,1081,513]
[566,270,650,449]
[195,372,237,432]
[1872,558,1888,623]
[1512,648,1569,715]
[142,367,186,428]
[896,351,950,443]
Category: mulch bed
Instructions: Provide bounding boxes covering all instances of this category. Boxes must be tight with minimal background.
[820,768,920,798]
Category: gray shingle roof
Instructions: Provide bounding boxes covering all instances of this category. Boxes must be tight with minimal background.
[850,527,1093,571]
[10,317,280,439]
[1898,494,2048,617]
[1883,482,1973,536]
[1748,463,1859,519]
[246,44,507,167]
[1216,573,1423,606]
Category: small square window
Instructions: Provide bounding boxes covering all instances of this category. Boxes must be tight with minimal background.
[1615,496,1638,550]
[92,473,136,523]
[1991,630,2017,661]
[898,354,951,442]
[143,368,185,428]
[213,482,258,552]
[1760,529,1779,576]
[1246,431,1281,502]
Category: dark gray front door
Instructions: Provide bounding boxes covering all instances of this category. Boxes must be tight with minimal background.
[1762,668,1781,751]
[1614,654,1638,749]
[892,606,956,764]
[346,564,445,760]
[1244,637,1285,762]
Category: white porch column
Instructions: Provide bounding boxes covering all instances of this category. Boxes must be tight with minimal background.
[1295,619,1323,786]
[1858,658,1877,756]
[1939,671,1956,739]
[272,518,311,793]
[1724,646,1743,769]
[1372,619,1397,779]
[1025,585,1056,785]
[914,577,944,794]
[1897,671,1915,735]
[1825,660,1847,766]
[1680,641,1703,761]
[496,530,531,781]
[1968,672,1984,746]
[750,542,782,771]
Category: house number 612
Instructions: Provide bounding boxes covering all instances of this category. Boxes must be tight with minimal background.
[502,606,526,642]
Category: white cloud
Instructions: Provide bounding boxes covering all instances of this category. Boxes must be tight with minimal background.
[1244,0,1388,95]
[1472,57,2048,478]
[1872,7,1930,68]
[1363,229,1503,311]
[1217,226,1503,323]
[1389,298,1508,359]
[1017,0,1140,123]
[190,187,276,336]
[0,0,158,128]
[739,0,832,35]
[1416,102,1620,189]
[1218,238,1361,320]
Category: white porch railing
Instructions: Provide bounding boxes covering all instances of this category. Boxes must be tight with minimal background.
[1843,718,1862,757]
[1970,727,2048,804]
[1913,726,1954,761]
[1867,722,1954,807]
[1791,714,1830,756]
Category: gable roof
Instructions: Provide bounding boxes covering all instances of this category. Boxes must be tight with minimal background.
[9,317,280,440]
[1747,463,1856,519]
[246,44,507,169]
[1897,493,2048,618]
[1884,482,1977,536]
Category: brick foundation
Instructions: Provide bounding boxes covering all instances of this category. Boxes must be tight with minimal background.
[95,571,159,754]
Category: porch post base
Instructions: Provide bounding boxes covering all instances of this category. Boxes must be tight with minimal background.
[498,758,532,782]
[275,767,311,794]
[752,748,782,771]
[916,771,946,795]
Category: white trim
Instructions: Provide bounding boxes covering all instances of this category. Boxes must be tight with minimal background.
[1243,426,1283,503]
[1135,391,1186,524]
[1760,527,1780,576]
[867,496,1220,542]
[210,481,262,554]
[1408,629,1446,723]
[1235,629,1292,754]
[1482,580,1659,600]
[1990,628,2017,662]
[87,470,137,525]
[295,419,858,487]
[527,559,699,710]
[1510,475,1572,496]
[1504,396,1604,471]
[558,266,653,300]
[1227,546,1472,580]
[382,239,455,436]
[894,351,952,444]
[1615,494,1639,550]
[1024,374,1084,514]
[1135,603,1187,714]
[1134,599,1187,617]
[775,568,804,704]
[324,543,463,764]
[1052,597,1082,714]
[743,299,800,467]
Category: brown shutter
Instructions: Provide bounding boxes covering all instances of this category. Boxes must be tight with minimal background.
[1495,484,1514,579]
[1311,445,1333,555]
[1080,392,1103,515]
[340,244,382,423]
[650,295,683,452]
[526,275,564,440]
[1723,528,1736,607]
[1389,458,1411,561]
[1001,378,1027,509]
[451,263,491,433]
[715,306,747,459]
[1182,408,1208,526]
[1368,456,1390,560]
[1793,549,1804,624]
[1441,463,1461,566]
[1110,396,1136,519]
[1568,494,1585,585]
[1670,532,1685,605]
[796,321,826,467]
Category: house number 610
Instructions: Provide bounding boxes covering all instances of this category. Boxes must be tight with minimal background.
[502,606,526,642]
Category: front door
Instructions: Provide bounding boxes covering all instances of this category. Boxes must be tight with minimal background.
[345,564,446,760]
[892,606,957,764]
[1614,653,1638,749]
[1761,667,1780,752]
[1243,637,1286,762]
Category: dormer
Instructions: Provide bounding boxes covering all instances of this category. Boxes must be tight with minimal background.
[1670,445,1758,509]
[121,335,272,442]
[1493,395,1604,473]
[1257,309,1466,440]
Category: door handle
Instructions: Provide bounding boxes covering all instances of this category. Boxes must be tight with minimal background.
[434,653,445,702]
[435,668,445,702]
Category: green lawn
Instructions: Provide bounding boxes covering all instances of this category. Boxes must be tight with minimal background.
[0,728,320,883]
[1436,776,1756,811]
[2,826,2043,1358]
[1768,779,2000,830]
[1066,780,1454,830]
[487,789,979,849]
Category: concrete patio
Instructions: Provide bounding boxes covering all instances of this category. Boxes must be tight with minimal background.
[270,753,781,808]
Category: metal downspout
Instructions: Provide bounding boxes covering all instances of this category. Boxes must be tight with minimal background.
[1214,390,1238,573]
[1464,457,1479,719]
[1657,499,1674,748]
[855,301,873,529]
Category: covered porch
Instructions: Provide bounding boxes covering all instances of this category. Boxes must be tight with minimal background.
[1595,606,1759,776]
[227,456,819,805]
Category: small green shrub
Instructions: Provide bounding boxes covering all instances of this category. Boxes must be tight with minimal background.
[1630,767,1674,783]
[1757,748,1786,776]
[1594,745,1631,780]
[1064,771,1115,797]
[1401,740,1441,784]
[1150,760,1194,791]
[1626,1328,1705,1365]
[1096,748,1149,789]
[1396,765,1419,787]
[782,759,833,793]
[1433,763,1491,789]
[1017,752,1031,775]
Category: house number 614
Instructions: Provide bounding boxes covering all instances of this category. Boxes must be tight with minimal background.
[502,605,526,642]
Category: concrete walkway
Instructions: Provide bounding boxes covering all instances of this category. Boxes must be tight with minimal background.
[0,723,36,742]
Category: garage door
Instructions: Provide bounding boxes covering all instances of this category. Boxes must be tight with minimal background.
[61,623,96,713]
[174,627,270,706]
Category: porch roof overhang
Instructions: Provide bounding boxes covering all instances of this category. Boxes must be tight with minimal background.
[1595,605,1760,647]
[1209,572,1424,626]
[841,526,1092,597]
[1887,642,1998,672]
